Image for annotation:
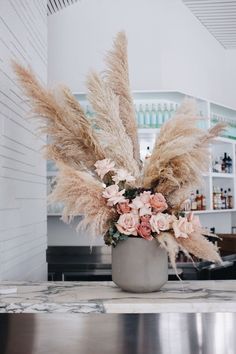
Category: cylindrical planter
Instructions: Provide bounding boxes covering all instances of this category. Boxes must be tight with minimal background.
[112,237,168,293]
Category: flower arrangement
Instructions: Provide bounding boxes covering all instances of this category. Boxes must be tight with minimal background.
[13,31,226,271]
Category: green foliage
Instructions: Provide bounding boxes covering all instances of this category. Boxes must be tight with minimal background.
[103,225,128,247]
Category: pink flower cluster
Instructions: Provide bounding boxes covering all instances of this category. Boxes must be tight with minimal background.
[97,159,201,242]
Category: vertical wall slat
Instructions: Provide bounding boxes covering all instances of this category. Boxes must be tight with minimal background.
[0,0,47,281]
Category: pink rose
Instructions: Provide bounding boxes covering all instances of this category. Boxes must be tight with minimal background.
[137,222,153,240]
[150,213,170,234]
[116,213,139,236]
[140,215,151,223]
[117,201,131,214]
[102,184,125,206]
[172,216,194,239]
[129,191,151,212]
[150,193,168,212]
[94,159,115,179]
[139,191,151,205]
[130,196,145,210]
[139,206,152,217]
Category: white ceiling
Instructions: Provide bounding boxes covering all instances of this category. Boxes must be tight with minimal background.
[47,0,236,49]
[47,0,79,15]
[183,0,236,49]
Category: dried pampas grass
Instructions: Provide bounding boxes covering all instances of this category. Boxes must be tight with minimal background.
[176,231,221,263]
[105,31,140,164]
[142,99,226,210]
[13,62,105,170]
[87,71,140,180]
[49,164,117,237]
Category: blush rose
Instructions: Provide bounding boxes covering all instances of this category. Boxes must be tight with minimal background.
[136,221,153,240]
[150,213,170,234]
[117,201,131,214]
[150,193,168,212]
[116,213,139,236]
[172,216,194,239]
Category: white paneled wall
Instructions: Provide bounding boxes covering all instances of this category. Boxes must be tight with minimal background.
[0,0,47,280]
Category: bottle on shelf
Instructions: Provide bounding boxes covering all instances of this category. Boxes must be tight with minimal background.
[201,192,206,210]
[221,155,226,173]
[213,186,222,210]
[224,190,228,209]
[195,190,202,211]
[222,153,228,173]
[190,191,197,211]
[138,104,145,127]
[157,104,163,127]
[150,104,157,128]
[144,104,151,127]
[213,158,222,173]
[163,103,169,123]
[227,188,233,209]
[213,187,217,210]
[227,154,233,173]
[220,188,226,209]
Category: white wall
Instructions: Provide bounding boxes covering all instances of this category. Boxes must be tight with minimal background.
[0,0,47,280]
[48,0,236,109]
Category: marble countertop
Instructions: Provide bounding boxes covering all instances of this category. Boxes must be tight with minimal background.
[0,280,236,314]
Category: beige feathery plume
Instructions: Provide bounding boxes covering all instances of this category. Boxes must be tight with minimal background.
[87,71,140,181]
[12,62,105,170]
[142,99,226,209]
[158,232,181,275]
[49,164,117,237]
[177,232,221,263]
[105,31,140,164]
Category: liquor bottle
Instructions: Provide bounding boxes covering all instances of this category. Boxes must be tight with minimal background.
[150,104,157,128]
[213,158,221,173]
[201,193,206,210]
[138,104,145,127]
[144,104,151,127]
[196,190,202,210]
[224,190,228,209]
[227,154,232,173]
[213,187,221,209]
[227,188,233,209]
[217,187,222,209]
[213,187,217,210]
[163,103,169,123]
[221,188,226,209]
[190,191,197,211]
[157,104,163,127]
[220,155,225,173]
[222,153,228,173]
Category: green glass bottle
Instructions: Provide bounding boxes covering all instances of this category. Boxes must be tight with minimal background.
[144,104,151,127]
[157,104,163,127]
[138,104,145,128]
[150,104,157,128]
[163,103,169,123]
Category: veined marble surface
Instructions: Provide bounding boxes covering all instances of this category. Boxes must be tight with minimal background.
[0,281,235,314]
